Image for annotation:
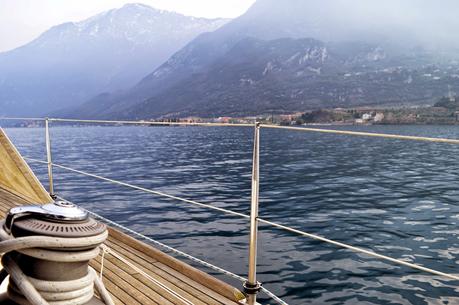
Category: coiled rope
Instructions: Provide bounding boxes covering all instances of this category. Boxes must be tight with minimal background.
[0,220,115,305]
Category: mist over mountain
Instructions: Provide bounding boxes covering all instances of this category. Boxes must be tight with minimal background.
[232,0,459,49]
[66,0,459,119]
[0,3,227,116]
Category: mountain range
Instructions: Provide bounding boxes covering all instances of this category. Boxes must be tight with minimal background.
[65,0,459,119]
[0,3,227,116]
[3,0,459,119]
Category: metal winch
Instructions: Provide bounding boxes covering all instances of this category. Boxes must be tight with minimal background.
[0,200,112,305]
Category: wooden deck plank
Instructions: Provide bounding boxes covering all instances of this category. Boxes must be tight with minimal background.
[153,263,237,305]
[0,128,51,204]
[93,254,187,305]
[105,238,228,305]
[91,257,166,305]
[108,228,243,304]
[103,239,217,305]
[90,260,143,305]
[0,188,29,214]
[103,240,201,304]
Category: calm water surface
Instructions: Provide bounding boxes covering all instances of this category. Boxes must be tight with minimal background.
[4,125,459,305]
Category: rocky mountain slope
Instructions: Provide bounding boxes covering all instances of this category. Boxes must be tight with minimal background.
[74,37,459,118]
[63,0,459,119]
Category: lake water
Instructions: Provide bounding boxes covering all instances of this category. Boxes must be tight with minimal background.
[4,124,459,305]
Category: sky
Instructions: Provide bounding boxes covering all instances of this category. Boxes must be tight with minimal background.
[0,0,256,52]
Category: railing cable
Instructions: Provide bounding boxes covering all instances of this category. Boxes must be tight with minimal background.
[0,117,46,121]
[257,218,459,281]
[25,158,459,283]
[3,117,459,145]
[0,117,253,127]
[48,118,254,127]
[24,158,248,220]
[261,124,459,145]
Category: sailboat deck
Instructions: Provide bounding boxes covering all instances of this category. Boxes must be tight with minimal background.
[0,126,246,304]
[0,187,242,305]
[0,127,243,304]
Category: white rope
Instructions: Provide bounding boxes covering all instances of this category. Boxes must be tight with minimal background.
[0,220,115,305]
[100,244,196,305]
[99,246,109,281]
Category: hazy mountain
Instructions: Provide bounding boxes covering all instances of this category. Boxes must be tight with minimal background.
[74,37,459,119]
[0,3,227,116]
[66,0,459,119]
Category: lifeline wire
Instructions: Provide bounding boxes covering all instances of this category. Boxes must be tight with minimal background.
[27,159,248,220]
[260,124,459,145]
[33,160,459,282]
[0,117,253,127]
[3,117,459,145]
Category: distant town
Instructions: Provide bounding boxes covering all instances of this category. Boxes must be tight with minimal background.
[6,96,459,128]
[183,96,459,126]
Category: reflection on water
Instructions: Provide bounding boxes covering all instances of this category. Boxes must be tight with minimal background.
[4,125,459,305]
